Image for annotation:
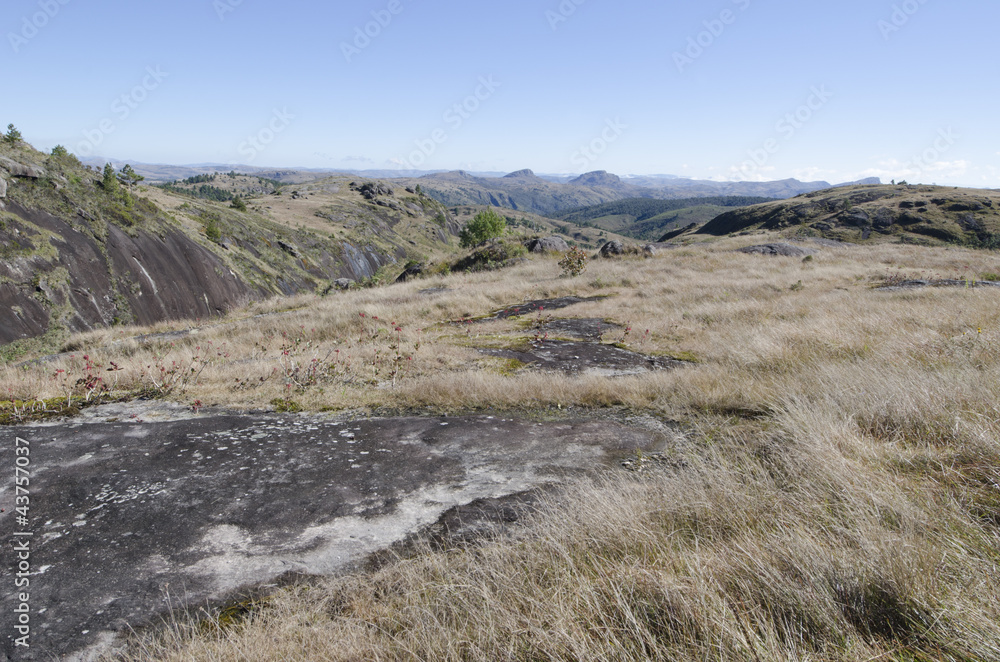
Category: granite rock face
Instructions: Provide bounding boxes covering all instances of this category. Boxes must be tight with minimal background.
[0,409,669,660]
[0,202,253,344]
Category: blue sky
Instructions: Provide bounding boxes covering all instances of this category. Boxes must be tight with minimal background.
[3,0,997,185]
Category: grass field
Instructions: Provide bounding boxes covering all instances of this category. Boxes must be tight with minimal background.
[5,235,1000,660]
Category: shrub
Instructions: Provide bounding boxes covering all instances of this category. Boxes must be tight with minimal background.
[559,246,589,277]
[205,219,221,242]
[452,238,526,272]
[231,196,247,212]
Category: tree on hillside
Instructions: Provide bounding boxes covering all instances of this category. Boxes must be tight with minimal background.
[4,124,22,145]
[118,164,144,191]
[51,145,69,158]
[459,208,507,248]
[102,163,121,195]
[231,196,247,212]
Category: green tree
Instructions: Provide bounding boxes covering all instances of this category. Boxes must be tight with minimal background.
[205,219,222,242]
[117,164,144,191]
[3,124,22,145]
[102,163,121,195]
[51,145,69,158]
[231,196,247,212]
[459,208,507,248]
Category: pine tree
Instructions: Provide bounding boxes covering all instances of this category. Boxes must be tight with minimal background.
[117,164,144,191]
[102,163,121,195]
[3,124,22,145]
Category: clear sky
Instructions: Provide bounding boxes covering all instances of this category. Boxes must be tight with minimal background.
[3,0,997,186]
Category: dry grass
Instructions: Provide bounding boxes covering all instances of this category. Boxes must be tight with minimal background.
[7,236,1000,660]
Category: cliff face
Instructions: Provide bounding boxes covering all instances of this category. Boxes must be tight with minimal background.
[0,201,253,345]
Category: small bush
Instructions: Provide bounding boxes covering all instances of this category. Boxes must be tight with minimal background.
[452,239,526,272]
[205,220,221,242]
[558,246,589,277]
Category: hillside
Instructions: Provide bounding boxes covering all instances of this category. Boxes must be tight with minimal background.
[696,183,1000,246]
[402,169,879,217]
[553,196,775,240]
[5,236,1000,661]
[0,140,468,358]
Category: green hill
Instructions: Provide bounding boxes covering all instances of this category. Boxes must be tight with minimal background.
[553,196,775,240]
[697,184,1000,247]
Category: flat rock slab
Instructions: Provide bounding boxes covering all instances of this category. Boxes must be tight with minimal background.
[876,279,1000,291]
[0,412,666,661]
[738,243,817,257]
[493,296,606,319]
[540,318,622,341]
[480,340,683,376]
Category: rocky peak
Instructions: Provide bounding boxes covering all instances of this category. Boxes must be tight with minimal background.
[570,170,622,188]
[503,169,537,179]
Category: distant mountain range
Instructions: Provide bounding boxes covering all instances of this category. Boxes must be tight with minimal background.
[399,169,881,217]
[78,157,880,217]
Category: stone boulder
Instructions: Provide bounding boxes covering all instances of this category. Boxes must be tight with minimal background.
[356,181,394,200]
[0,155,45,179]
[0,177,6,198]
[599,240,625,257]
[334,278,355,290]
[525,236,569,253]
[738,243,817,257]
[642,242,677,256]
[396,262,425,282]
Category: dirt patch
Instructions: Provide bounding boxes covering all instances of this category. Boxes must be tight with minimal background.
[480,339,683,376]
[0,411,670,660]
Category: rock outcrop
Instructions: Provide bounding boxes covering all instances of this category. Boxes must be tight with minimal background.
[738,243,817,257]
[0,201,253,344]
[526,236,569,253]
[599,240,625,257]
